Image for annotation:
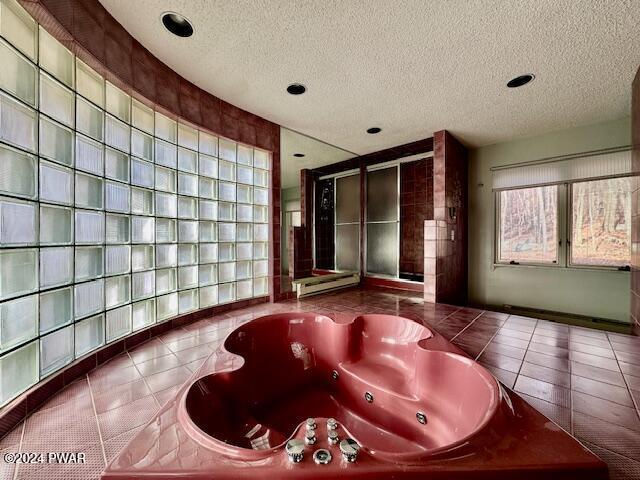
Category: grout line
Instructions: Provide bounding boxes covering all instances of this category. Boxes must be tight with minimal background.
[605,334,640,422]
[511,318,538,392]
[568,328,574,435]
[86,373,108,467]
[11,419,25,480]
[449,310,485,342]
[473,314,510,361]
[126,351,161,409]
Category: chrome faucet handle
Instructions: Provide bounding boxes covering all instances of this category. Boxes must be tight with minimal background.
[285,439,305,463]
[313,448,332,465]
[327,428,339,445]
[326,418,338,430]
[304,429,317,445]
[339,438,360,462]
[305,417,316,430]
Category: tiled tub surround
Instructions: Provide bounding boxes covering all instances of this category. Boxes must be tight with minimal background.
[0,0,274,410]
[0,287,639,479]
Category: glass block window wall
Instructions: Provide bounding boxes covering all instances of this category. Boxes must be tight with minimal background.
[0,0,270,407]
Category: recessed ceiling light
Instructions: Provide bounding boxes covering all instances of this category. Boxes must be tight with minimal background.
[367,127,382,134]
[161,12,193,38]
[287,83,306,95]
[507,74,535,88]
[293,153,305,158]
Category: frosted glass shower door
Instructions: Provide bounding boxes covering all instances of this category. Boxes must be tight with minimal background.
[334,173,360,272]
[366,166,399,277]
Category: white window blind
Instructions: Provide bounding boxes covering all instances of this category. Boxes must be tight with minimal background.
[492,147,632,191]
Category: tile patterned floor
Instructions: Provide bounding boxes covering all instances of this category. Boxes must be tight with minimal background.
[1,287,640,479]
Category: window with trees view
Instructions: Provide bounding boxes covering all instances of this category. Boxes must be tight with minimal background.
[497,178,631,268]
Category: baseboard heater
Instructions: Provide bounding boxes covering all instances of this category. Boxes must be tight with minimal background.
[292,272,360,298]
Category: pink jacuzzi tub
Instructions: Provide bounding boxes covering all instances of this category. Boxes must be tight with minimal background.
[103,312,606,479]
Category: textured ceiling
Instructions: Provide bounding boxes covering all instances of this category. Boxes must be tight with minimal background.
[99,0,639,157]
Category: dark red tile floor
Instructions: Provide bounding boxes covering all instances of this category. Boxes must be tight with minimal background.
[1,287,640,479]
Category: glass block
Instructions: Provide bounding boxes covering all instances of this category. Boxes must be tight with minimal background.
[178,266,198,290]
[237,145,253,166]
[156,292,177,321]
[75,133,103,175]
[237,185,252,204]
[131,216,154,243]
[0,0,37,61]
[236,261,252,280]
[254,188,269,206]
[218,202,235,221]
[105,245,130,276]
[155,112,176,143]
[198,177,216,199]
[0,340,38,405]
[74,246,103,283]
[105,82,130,123]
[105,114,130,153]
[199,221,217,242]
[218,282,235,304]
[253,277,268,296]
[237,224,252,242]
[199,243,217,263]
[0,248,37,300]
[75,172,103,209]
[219,244,235,262]
[74,278,104,319]
[106,214,129,244]
[178,173,198,196]
[218,222,235,242]
[39,287,72,333]
[0,37,37,106]
[198,154,217,178]
[132,298,155,331]
[254,169,268,187]
[178,123,198,150]
[0,144,36,199]
[0,197,36,245]
[218,182,236,202]
[0,294,37,352]
[236,279,252,299]
[156,218,176,243]
[156,244,177,268]
[155,192,177,217]
[155,166,176,193]
[131,157,154,188]
[76,96,103,141]
[40,205,72,245]
[74,210,104,244]
[198,131,217,156]
[199,200,217,220]
[156,268,176,295]
[75,313,104,357]
[254,206,268,223]
[0,91,36,152]
[237,165,253,185]
[253,242,268,259]
[178,244,197,265]
[178,220,198,243]
[366,222,398,277]
[155,139,177,168]
[219,139,236,162]
[40,246,73,287]
[105,275,130,309]
[252,215,268,241]
[39,115,73,166]
[131,245,154,272]
[40,325,73,376]
[39,26,73,87]
[237,204,252,222]
[178,196,197,219]
[105,148,129,183]
[218,160,236,182]
[178,289,198,313]
[178,147,197,173]
[132,270,155,300]
[39,160,72,205]
[237,242,252,260]
[336,223,359,271]
[106,304,131,342]
[131,128,153,161]
[254,149,269,169]
[40,71,74,126]
[198,264,217,286]
[199,285,217,307]
[131,187,154,215]
[131,99,153,134]
[76,59,104,107]
[253,260,268,278]
[104,181,130,214]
